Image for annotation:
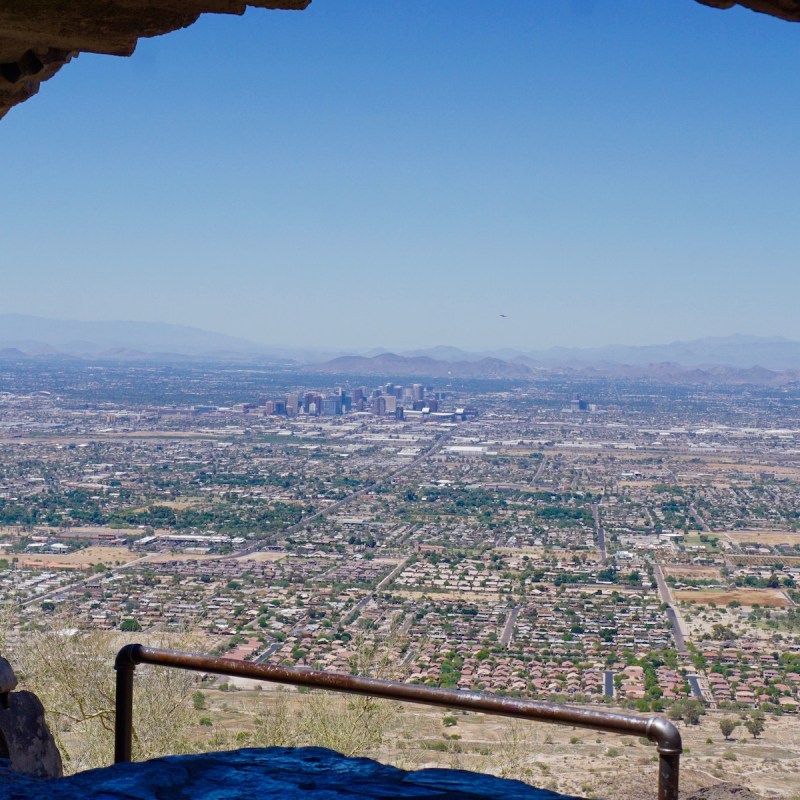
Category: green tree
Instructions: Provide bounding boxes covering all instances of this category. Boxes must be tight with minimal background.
[745,717,764,739]
[719,717,737,740]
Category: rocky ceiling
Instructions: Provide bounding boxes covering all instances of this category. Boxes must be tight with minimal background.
[0,0,797,121]
[0,1,310,120]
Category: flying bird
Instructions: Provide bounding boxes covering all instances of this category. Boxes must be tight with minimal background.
[499,314,507,318]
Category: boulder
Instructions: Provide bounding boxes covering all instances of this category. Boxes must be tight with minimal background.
[0,746,584,799]
[0,658,18,698]
[0,690,63,778]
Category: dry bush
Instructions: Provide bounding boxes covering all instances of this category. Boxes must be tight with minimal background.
[217,629,401,758]
[494,719,538,783]
[15,624,198,773]
[297,690,395,757]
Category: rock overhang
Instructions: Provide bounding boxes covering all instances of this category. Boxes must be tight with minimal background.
[0,1,310,120]
[0,1,798,122]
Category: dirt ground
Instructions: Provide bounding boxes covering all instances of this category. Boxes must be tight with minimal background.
[393,589,508,602]
[725,530,800,546]
[17,546,139,569]
[673,589,790,608]
[665,565,724,581]
[139,552,222,563]
[239,551,288,562]
[192,684,800,799]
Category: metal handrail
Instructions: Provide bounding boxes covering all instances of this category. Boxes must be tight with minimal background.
[114,644,682,800]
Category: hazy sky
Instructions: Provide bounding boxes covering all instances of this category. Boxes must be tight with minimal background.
[1,0,798,351]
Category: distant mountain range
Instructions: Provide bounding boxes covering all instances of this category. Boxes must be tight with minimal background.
[309,353,800,385]
[1,315,799,384]
[394,335,800,371]
[0,314,265,358]
[517,335,800,371]
[311,353,533,380]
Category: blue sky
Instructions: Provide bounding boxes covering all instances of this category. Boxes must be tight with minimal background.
[1,0,798,351]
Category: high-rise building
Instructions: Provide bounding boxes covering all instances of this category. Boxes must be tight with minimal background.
[412,383,424,402]
[304,392,322,415]
[322,396,342,416]
[371,396,387,415]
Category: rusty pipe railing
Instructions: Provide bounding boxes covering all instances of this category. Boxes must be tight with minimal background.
[115,644,681,800]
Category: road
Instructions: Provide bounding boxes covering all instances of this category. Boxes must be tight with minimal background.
[256,615,309,664]
[690,505,711,533]
[591,502,607,564]
[532,456,547,484]
[500,605,521,647]
[651,561,687,653]
[375,556,411,592]
[651,561,674,605]
[343,556,412,625]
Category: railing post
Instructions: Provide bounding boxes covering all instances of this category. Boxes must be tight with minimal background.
[658,751,680,800]
[647,716,682,800]
[114,643,140,763]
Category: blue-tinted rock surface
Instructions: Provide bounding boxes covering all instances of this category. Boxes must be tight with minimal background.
[0,747,585,799]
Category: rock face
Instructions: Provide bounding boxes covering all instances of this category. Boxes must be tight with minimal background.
[0,658,62,779]
[0,1,311,120]
[0,746,584,800]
